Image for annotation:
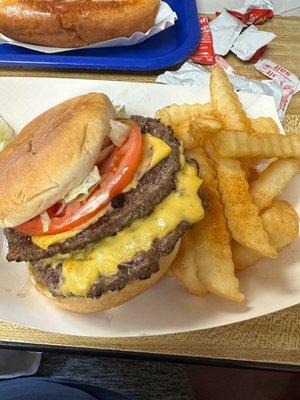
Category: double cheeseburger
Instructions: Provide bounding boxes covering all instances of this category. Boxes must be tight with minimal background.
[0,0,160,48]
[1,93,203,313]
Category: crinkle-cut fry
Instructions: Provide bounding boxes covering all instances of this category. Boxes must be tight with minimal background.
[188,148,244,302]
[250,117,280,135]
[190,118,223,134]
[250,159,300,212]
[155,103,217,126]
[208,130,300,158]
[247,166,260,183]
[239,158,253,180]
[216,158,277,258]
[155,103,219,150]
[171,230,207,297]
[233,200,299,270]
[210,66,253,132]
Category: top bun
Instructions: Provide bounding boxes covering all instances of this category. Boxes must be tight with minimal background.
[0,93,115,228]
[0,0,160,48]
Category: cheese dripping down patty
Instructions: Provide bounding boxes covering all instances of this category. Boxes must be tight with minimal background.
[46,160,203,297]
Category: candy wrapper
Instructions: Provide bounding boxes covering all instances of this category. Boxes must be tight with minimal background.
[0,2,176,54]
[231,25,276,61]
[209,10,244,56]
[190,17,215,65]
[217,0,274,25]
[156,61,285,120]
[254,59,300,120]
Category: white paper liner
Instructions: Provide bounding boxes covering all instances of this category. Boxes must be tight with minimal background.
[0,78,299,338]
[0,1,177,54]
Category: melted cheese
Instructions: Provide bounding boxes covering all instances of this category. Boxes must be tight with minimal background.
[32,230,80,250]
[143,133,172,171]
[60,162,203,297]
[121,133,172,193]
[32,134,172,250]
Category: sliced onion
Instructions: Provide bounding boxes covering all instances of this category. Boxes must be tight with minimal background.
[96,144,115,165]
[109,120,130,147]
[40,211,50,233]
[54,199,67,217]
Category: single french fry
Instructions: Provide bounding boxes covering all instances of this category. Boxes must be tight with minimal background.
[155,103,217,125]
[171,230,207,297]
[188,148,244,302]
[250,159,300,211]
[190,118,223,134]
[233,200,299,270]
[155,103,219,150]
[216,158,277,258]
[210,66,253,132]
[207,130,300,158]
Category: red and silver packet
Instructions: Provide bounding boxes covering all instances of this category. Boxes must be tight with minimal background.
[254,59,300,120]
[213,56,238,77]
[217,0,274,25]
[209,10,244,56]
[190,16,215,65]
[231,25,276,61]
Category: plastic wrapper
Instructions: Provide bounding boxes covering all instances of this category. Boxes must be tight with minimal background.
[190,17,215,65]
[0,2,176,54]
[254,59,300,120]
[157,61,211,88]
[217,0,274,25]
[231,25,276,61]
[209,10,244,56]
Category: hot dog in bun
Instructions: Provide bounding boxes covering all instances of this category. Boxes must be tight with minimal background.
[0,0,160,47]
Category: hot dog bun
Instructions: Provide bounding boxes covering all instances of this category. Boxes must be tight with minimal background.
[0,0,160,48]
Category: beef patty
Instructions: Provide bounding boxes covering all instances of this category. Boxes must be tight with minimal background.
[31,221,190,298]
[5,117,181,263]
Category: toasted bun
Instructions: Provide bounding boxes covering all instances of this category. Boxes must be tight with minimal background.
[28,241,180,313]
[0,93,115,228]
[0,0,160,48]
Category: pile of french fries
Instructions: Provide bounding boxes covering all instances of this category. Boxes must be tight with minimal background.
[155,67,299,302]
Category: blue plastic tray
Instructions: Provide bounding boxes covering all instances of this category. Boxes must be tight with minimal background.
[0,0,200,71]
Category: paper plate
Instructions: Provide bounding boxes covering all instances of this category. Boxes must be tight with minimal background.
[0,77,298,337]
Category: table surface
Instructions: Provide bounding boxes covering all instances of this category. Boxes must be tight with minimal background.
[0,15,299,368]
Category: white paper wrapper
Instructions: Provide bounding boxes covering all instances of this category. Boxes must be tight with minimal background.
[209,9,244,56]
[244,0,274,10]
[254,58,300,120]
[157,61,285,119]
[231,25,276,60]
[0,2,177,54]
[232,0,274,14]
[1,77,298,338]
[0,351,41,379]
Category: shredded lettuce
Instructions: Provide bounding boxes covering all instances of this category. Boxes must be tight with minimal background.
[114,104,127,118]
[0,115,15,152]
[64,166,101,203]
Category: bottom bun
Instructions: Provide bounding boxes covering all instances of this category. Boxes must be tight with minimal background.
[28,241,180,313]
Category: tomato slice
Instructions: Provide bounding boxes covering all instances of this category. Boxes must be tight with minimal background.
[16,120,143,235]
